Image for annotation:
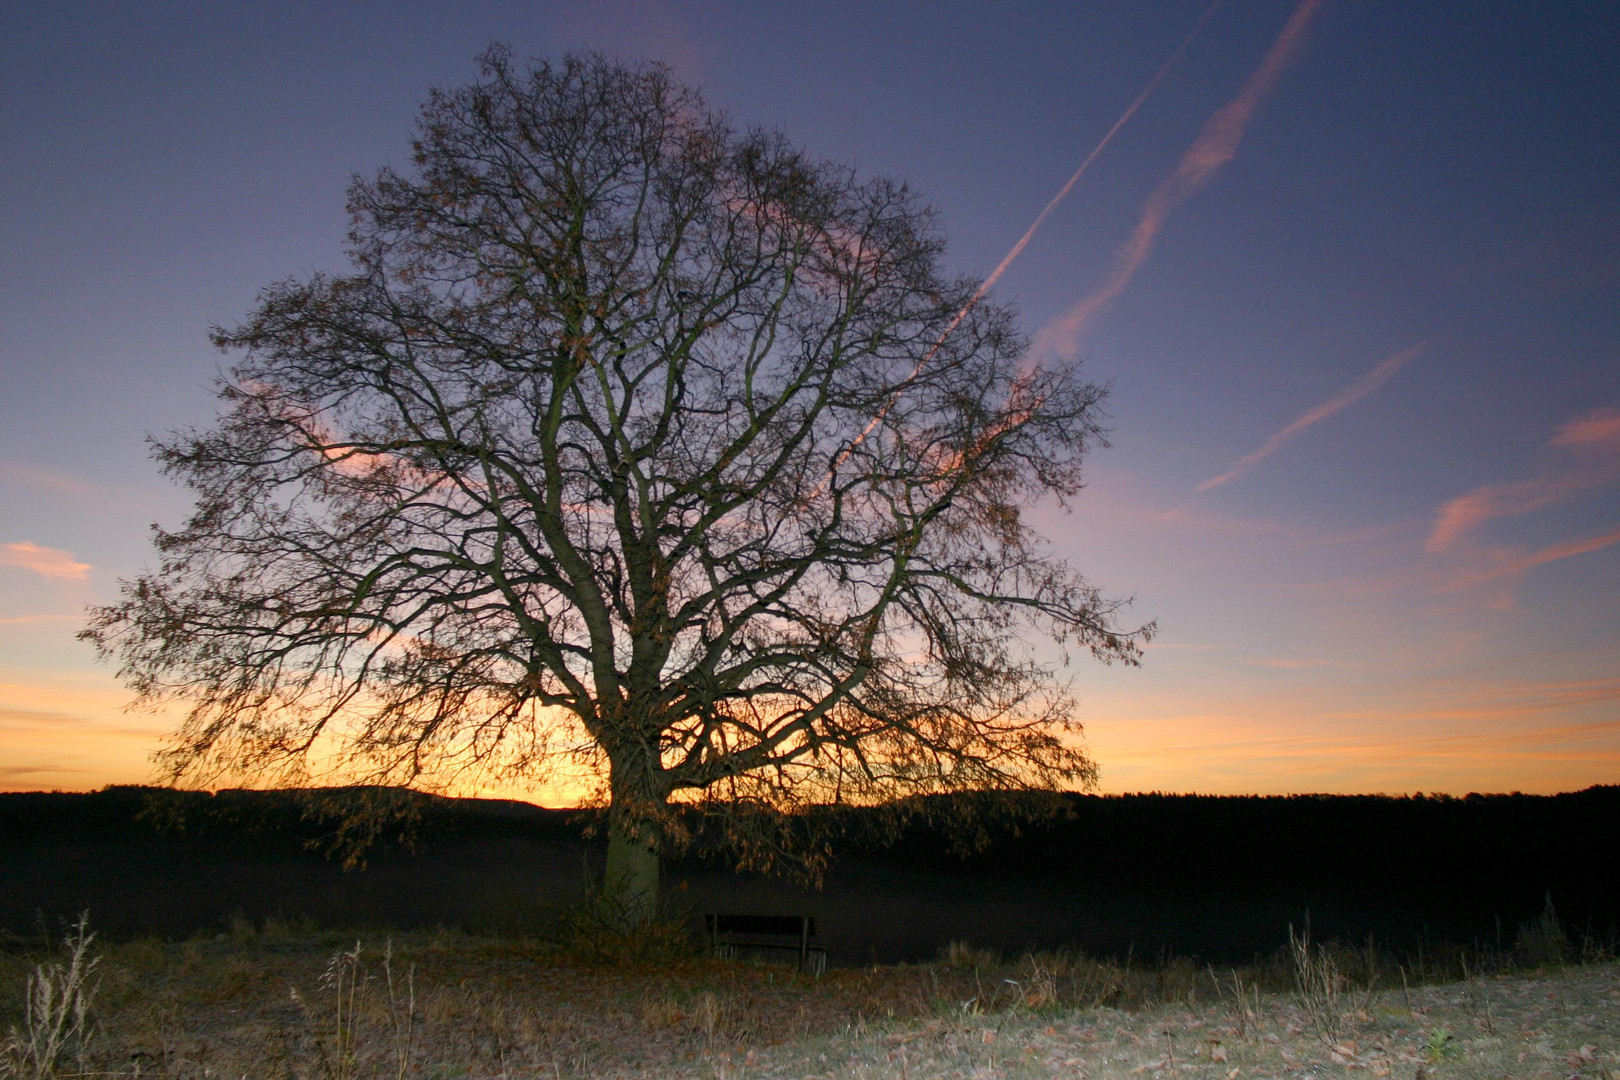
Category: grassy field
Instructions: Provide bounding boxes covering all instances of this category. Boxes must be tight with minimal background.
[2,915,1616,1079]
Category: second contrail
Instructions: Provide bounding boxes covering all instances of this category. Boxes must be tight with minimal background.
[824,0,1227,482]
[966,0,1227,315]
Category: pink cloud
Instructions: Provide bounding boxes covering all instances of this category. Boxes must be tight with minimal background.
[1427,404,1620,554]
[1197,344,1423,492]
[1445,526,1620,590]
[1034,0,1322,358]
[0,460,93,496]
[1426,475,1591,554]
[1551,405,1620,452]
[0,542,91,581]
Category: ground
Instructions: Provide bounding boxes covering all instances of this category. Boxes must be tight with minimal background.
[1,926,1615,1079]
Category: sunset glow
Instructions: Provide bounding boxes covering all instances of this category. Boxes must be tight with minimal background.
[2,2,1615,799]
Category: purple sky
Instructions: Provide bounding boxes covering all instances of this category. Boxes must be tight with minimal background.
[2,1,1616,797]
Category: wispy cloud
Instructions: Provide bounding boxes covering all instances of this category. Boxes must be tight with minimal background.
[1427,475,1594,554]
[0,706,99,730]
[1428,404,1620,554]
[0,460,93,496]
[1550,405,1620,452]
[1034,0,1322,358]
[0,764,83,787]
[0,542,91,581]
[0,614,82,626]
[1197,343,1424,492]
[1444,526,1620,590]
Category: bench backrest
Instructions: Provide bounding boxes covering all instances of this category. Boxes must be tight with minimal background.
[705,914,815,938]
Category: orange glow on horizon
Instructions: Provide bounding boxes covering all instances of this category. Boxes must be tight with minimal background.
[4,665,1616,800]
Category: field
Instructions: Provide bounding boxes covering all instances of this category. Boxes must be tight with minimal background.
[3,920,1616,1080]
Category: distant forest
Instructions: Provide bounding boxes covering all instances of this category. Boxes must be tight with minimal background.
[4,786,1616,964]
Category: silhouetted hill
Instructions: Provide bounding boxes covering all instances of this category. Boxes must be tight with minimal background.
[3,786,1615,963]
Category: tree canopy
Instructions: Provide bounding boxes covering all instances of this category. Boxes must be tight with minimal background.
[85,49,1152,916]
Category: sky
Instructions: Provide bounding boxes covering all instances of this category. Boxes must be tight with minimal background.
[2,1,1617,799]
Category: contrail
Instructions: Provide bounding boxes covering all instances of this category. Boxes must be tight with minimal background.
[965,0,1228,321]
[1034,0,1323,360]
[823,0,1226,483]
[1196,342,1423,493]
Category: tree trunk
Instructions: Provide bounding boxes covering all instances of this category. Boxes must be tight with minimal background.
[602,743,665,926]
[602,826,660,926]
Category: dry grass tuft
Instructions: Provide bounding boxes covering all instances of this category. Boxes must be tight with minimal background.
[1,913,100,1080]
[1516,891,1570,969]
[937,940,998,971]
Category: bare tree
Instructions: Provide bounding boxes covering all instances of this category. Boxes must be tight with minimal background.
[85,50,1151,921]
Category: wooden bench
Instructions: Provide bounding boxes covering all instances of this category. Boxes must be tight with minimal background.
[705,914,827,976]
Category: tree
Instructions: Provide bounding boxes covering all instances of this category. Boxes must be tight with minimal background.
[85,50,1152,922]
